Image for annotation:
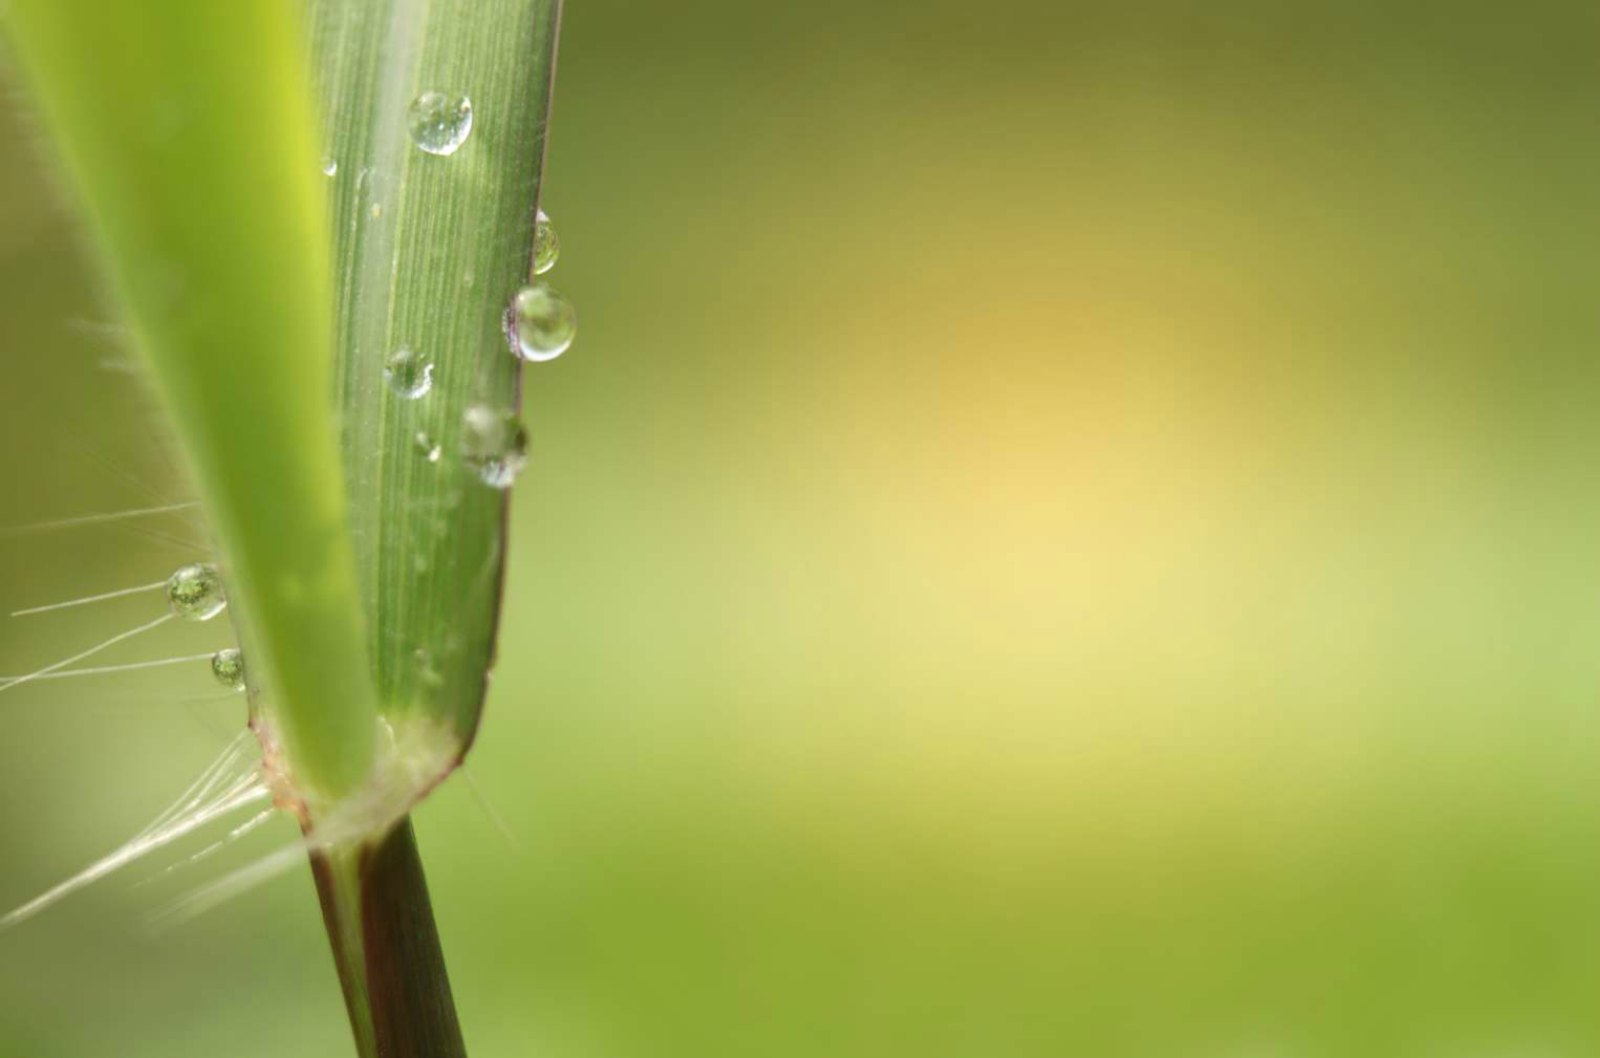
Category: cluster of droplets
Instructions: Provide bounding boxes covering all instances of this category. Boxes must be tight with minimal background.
[348,92,581,493]
[0,553,252,718]
[163,564,248,690]
[513,207,574,365]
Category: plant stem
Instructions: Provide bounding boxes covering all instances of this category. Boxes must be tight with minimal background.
[313,818,466,1058]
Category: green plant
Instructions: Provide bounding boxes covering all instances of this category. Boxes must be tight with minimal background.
[2,1,563,1053]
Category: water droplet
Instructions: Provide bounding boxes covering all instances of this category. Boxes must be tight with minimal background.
[414,647,445,688]
[460,404,529,489]
[370,202,383,219]
[211,648,245,691]
[414,431,443,463]
[533,209,560,275]
[408,92,473,156]
[384,348,434,399]
[321,156,338,177]
[167,563,226,621]
[508,284,576,362]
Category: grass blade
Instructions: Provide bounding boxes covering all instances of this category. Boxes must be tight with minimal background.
[310,0,563,744]
[3,0,379,801]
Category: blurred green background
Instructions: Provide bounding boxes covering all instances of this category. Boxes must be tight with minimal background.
[5,1,1600,1055]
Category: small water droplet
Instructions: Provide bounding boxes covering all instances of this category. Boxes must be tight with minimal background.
[533,209,560,275]
[370,202,383,219]
[414,647,445,688]
[211,648,245,691]
[460,404,529,489]
[384,348,434,399]
[414,431,443,462]
[508,283,576,362]
[408,91,473,156]
[167,563,226,621]
[321,156,338,177]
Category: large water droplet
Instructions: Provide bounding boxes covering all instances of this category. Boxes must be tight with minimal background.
[211,648,245,691]
[414,431,443,463]
[321,156,338,177]
[384,348,433,399]
[509,284,576,362]
[460,404,529,489]
[533,209,560,275]
[167,563,226,621]
[408,92,473,156]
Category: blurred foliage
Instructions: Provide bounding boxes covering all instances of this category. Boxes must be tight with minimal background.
[4,1,1600,1055]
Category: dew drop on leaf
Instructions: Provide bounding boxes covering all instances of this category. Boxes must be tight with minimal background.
[508,283,576,362]
[167,563,226,621]
[408,91,473,156]
[414,431,443,463]
[414,647,444,689]
[321,156,338,177]
[211,648,245,691]
[460,404,529,489]
[533,209,560,275]
[384,348,434,399]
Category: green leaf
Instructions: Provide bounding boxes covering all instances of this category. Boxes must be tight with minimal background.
[2,0,379,803]
[310,0,563,746]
